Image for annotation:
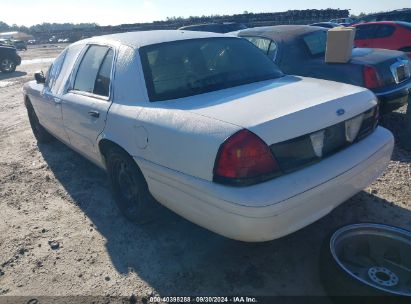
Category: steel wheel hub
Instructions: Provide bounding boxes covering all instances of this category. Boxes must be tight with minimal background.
[368,266,399,287]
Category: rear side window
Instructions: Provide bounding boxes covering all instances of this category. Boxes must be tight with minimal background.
[303,31,327,56]
[244,36,278,59]
[374,25,396,38]
[268,41,278,58]
[94,49,114,96]
[244,37,271,53]
[73,45,114,97]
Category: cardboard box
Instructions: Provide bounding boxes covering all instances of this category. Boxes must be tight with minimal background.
[325,27,356,63]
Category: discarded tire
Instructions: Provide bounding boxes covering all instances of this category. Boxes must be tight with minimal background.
[320,223,411,304]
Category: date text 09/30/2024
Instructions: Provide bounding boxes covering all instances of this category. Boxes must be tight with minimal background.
[149,296,258,303]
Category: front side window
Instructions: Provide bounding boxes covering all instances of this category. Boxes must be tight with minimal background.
[140,38,283,102]
[303,30,327,56]
[73,45,114,97]
[355,25,376,39]
[46,49,67,92]
[374,25,396,38]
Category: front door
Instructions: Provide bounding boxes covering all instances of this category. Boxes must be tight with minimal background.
[32,49,69,142]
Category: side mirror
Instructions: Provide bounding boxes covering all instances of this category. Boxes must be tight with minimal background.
[34,71,46,84]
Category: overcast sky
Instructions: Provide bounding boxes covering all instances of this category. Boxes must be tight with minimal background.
[2,0,410,26]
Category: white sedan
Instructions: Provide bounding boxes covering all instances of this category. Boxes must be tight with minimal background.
[23,31,394,242]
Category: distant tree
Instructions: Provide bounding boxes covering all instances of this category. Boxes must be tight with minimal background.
[351,12,367,19]
[0,21,10,31]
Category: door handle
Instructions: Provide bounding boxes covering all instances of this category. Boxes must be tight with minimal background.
[88,110,100,118]
[53,97,62,104]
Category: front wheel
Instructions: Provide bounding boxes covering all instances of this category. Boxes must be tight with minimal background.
[106,146,157,223]
[0,58,16,73]
[26,101,54,143]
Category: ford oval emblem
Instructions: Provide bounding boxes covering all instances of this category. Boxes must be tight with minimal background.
[336,109,345,116]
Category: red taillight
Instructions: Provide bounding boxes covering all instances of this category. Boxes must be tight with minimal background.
[213,129,280,186]
[363,66,383,89]
[407,53,411,59]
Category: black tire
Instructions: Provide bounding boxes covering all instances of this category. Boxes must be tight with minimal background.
[26,101,54,143]
[320,224,411,304]
[106,146,157,223]
[0,58,16,73]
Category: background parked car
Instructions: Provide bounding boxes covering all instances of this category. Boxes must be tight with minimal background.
[23,31,393,242]
[236,25,411,113]
[179,22,247,33]
[11,39,27,51]
[358,8,411,23]
[0,38,14,47]
[310,22,341,29]
[329,17,356,25]
[0,45,21,73]
[353,21,411,58]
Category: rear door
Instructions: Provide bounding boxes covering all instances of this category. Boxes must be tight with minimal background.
[61,44,115,161]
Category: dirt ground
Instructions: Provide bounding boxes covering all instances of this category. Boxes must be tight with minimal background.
[0,46,410,300]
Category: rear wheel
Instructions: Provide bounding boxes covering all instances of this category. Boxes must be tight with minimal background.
[0,58,16,73]
[106,146,157,223]
[26,101,54,143]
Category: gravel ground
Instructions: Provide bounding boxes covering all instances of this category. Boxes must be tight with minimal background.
[0,46,410,300]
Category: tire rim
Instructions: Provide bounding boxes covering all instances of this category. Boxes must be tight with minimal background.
[330,223,411,296]
[1,59,14,72]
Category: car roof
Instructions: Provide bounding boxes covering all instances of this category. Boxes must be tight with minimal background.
[82,30,229,49]
[180,22,238,28]
[354,21,398,26]
[238,25,324,41]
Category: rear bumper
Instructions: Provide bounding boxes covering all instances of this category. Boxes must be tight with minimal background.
[375,79,411,113]
[137,127,394,242]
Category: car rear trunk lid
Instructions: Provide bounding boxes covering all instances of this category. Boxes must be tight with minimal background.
[351,48,411,87]
[177,75,377,145]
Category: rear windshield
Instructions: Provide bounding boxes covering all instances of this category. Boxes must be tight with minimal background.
[140,37,283,102]
[303,30,327,56]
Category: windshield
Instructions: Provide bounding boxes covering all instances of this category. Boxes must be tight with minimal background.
[140,37,283,102]
[303,30,327,56]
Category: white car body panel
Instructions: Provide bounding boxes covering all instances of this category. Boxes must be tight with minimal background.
[139,127,393,241]
[162,76,376,144]
[22,30,394,241]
